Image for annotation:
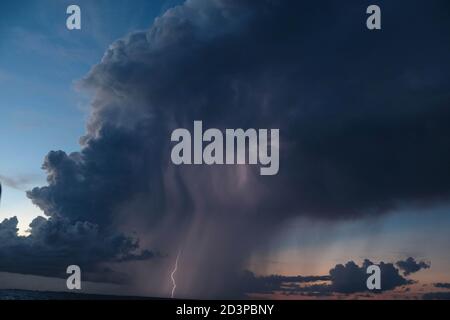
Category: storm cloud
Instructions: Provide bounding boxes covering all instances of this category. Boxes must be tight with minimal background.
[0,174,37,190]
[422,292,450,300]
[1,0,449,297]
[240,258,423,297]
[74,0,450,220]
[0,215,155,282]
[239,270,331,296]
[434,283,450,289]
[396,257,430,276]
[329,260,410,293]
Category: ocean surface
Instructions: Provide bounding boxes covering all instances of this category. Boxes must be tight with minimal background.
[0,289,154,300]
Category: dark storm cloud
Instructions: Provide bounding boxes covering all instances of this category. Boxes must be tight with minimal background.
[78,0,450,220]
[241,258,421,297]
[396,257,430,276]
[422,292,450,300]
[28,124,166,226]
[1,0,449,296]
[329,260,410,293]
[0,216,155,282]
[434,283,450,289]
[0,174,37,190]
[239,270,330,295]
[1,124,162,281]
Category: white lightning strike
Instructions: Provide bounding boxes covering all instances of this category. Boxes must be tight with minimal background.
[170,250,181,298]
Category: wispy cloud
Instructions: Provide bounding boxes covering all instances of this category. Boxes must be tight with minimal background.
[10,27,98,65]
[0,173,40,190]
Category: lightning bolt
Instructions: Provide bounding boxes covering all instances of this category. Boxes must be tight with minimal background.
[170,250,181,298]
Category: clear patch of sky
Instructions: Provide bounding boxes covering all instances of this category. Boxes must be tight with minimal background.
[250,204,450,283]
[0,0,184,231]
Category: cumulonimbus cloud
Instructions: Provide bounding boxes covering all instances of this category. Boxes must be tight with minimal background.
[1,0,449,297]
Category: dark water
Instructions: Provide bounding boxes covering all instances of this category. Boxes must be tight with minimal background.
[0,289,154,300]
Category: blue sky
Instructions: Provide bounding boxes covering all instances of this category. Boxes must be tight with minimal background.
[250,205,450,282]
[0,0,182,231]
